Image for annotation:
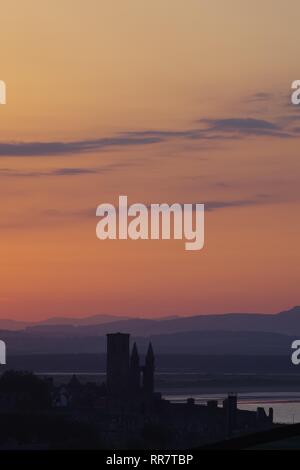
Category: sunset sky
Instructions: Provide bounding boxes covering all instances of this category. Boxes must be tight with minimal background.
[0,0,299,320]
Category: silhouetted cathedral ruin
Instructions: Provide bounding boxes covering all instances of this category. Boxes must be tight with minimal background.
[0,332,275,449]
[106,333,156,410]
[103,332,273,446]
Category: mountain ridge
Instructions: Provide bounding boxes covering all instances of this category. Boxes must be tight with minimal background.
[0,306,300,335]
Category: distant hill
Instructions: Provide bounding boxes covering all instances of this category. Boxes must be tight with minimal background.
[0,353,298,375]
[37,314,132,326]
[0,328,297,356]
[0,313,132,331]
[18,306,300,337]
[136,330,295,355]
[72,305,300,337]
[0,306,300,356]
[0,319,30,331]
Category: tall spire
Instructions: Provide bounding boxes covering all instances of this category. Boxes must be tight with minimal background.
[145,342,154,364]
[131,342,140,364]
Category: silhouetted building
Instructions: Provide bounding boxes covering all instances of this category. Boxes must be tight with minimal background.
[0,337,275,449]
[106,333,156,411]
[106,333,130,399]
[223,393,237,435]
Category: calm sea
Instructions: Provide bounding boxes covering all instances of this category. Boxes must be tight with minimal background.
[163,391,300,424]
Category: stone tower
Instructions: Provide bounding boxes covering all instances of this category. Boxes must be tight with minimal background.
[106,333,130,398]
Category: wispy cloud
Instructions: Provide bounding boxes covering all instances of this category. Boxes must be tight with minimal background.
[198,117,291,138]
[0,167,100,177]
[205,195,269,211]
[0,114,296,160]
[0,161,137,178]
[115,195,271,215]
[0,134,162,157]
[244,92,274,103]
[152,196,270,212]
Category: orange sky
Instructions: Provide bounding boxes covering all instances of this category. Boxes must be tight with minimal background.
[0,0,300,320]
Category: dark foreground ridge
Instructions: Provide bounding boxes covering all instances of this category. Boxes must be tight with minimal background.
[199,422,300,449]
